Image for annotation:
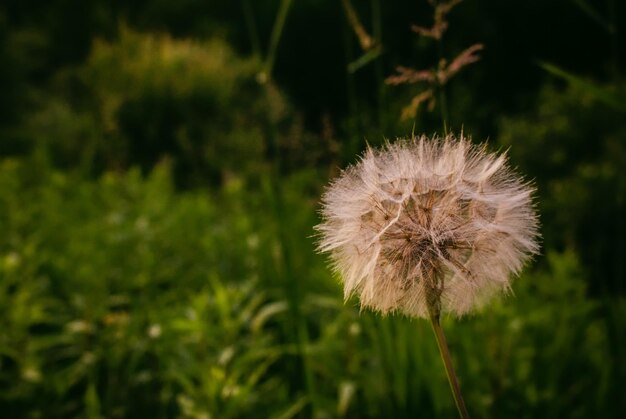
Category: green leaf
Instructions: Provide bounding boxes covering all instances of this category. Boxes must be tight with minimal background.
[347,45,383,74]
[539,61,626,112]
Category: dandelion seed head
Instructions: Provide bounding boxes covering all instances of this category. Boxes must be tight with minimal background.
[316,134,540,318]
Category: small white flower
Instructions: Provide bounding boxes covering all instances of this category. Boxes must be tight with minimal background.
[316,134,540,317]
[148,324,162,338]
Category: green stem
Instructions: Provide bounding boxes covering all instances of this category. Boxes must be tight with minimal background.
[428,310,470,419]
[265,0,293,78]
[371,0,385,132]
[344,13,360,156]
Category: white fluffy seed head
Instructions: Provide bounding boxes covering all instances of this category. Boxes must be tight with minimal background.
[316,134,540,318]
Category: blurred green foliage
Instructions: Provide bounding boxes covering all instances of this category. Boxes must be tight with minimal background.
[499,83,626,294]
[27,29,271,186]
[11,28,325,187]
[0,159,622,417]
[1,0,625,417]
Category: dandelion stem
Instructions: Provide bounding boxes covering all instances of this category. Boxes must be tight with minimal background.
[428,308,470,419]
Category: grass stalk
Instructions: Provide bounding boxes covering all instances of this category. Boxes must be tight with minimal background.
[265,0,293,78]
[260,64,316,418]
[341,0,374,50]
[434,0,450,134]
[371,0,385,132]
[260,2,315,409]
[344,11,361,157]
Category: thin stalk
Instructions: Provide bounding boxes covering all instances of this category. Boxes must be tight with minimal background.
[434,0,450,134]
[259,3,314,408]
[344,11,360,156]
[341,0,374,50]
[265,0,293,78]
[428,311,470,419]
[371,0,385,132]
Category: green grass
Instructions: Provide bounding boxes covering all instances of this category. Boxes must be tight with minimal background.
[0,157,622,418]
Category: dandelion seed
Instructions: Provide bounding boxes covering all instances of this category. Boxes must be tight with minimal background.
[316,134,540,318]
